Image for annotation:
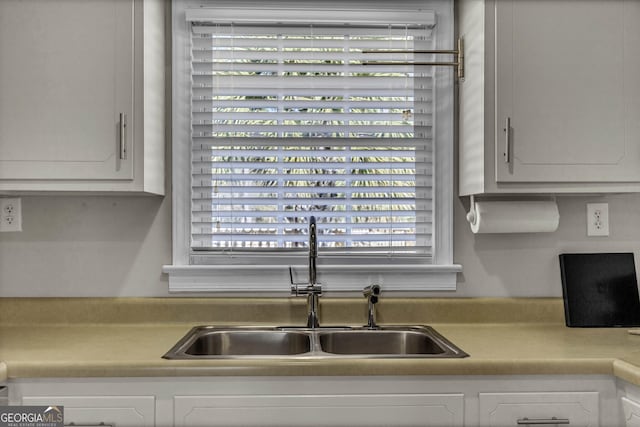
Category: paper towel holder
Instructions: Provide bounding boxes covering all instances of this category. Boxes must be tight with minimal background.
[465,195,559,234]
[466,195,478,227]
[466,195,558,218]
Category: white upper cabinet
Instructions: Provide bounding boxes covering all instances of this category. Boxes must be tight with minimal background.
[459,0,640,195]
[0,0,133,181]
[0,0,165,194]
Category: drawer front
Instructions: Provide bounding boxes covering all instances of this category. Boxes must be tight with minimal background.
[22,395,154,427]
[479,392,599,427]
[175,393,464,427]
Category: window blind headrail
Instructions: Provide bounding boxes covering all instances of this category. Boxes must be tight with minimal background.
[192,37,430,50]
[192,25,433,37]
[185,8,435,28]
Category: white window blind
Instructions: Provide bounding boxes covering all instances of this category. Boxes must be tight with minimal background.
[188,8,437,259]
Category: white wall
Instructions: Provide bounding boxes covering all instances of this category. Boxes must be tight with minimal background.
[0,195,171,297]
[454,194,640,297]
[1,192,637,297]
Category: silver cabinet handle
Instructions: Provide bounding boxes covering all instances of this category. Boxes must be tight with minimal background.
[119,112,127,160]
[504,116,511,164]
[517,417,570,425]
[66,423,114,427]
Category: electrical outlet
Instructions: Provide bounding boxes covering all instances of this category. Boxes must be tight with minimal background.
[587,202,609,237]
[0,198,22,232]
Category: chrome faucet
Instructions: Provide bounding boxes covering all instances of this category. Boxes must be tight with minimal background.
[363,284,381,328]
[290,216,322,328]
[308,216,317,286]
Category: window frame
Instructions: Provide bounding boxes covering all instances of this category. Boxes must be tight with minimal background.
[164,0,461,294]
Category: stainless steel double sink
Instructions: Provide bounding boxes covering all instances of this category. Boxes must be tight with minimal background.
[163,326,468,359]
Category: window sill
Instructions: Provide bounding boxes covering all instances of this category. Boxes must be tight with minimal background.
[162,264,461,294]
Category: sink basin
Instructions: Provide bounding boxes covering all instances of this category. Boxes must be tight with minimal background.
[163,326,467,359]
[185,330,311,356]
[164,327,312,359]
[318,329,447,355]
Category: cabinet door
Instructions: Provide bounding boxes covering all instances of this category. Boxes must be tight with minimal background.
[22,395,154,427]
[0,0,134,181]
[495,0,640,184]
[479,392,599,427]
[175,394,464,427]
[623,397,640,427]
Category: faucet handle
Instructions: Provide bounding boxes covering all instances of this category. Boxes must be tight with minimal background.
[290,268,323,296]
[364,284,381,329]
[363,284,381,299]
[292,283,322,296]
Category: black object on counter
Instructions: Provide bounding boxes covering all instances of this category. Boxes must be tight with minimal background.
[559,253,640,327]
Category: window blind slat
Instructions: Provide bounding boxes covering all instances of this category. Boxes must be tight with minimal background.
[191,89,431,101]
[192,100,432,110]
[191,138,432,148]
[191,147,430,157]
[186,8,436,28]
[192,209,432,221]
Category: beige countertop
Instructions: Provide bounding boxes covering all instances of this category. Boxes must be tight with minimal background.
[1,298,640,383]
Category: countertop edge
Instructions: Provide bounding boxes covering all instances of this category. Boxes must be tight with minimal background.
[3,358,618,381]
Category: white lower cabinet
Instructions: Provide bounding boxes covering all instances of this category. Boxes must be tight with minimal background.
[622,397,640,427]
[479,392,599,427]
[174,394,463,427]
[21,395,155,427]
[618,380,640,427]
[9,375,624,427]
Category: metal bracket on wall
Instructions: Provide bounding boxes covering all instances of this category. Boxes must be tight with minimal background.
[362,37,465,80]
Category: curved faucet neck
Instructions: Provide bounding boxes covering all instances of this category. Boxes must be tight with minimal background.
[309,216,317,285]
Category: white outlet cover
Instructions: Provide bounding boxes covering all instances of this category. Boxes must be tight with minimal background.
[0,197,22,232]
[586,202,609,237]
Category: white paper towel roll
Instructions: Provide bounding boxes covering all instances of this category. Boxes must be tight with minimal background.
[466,200,559,234]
